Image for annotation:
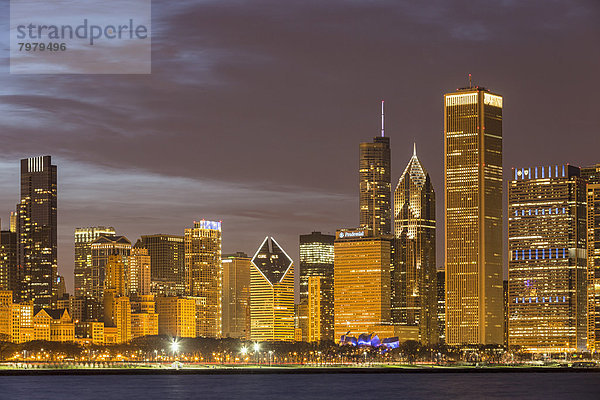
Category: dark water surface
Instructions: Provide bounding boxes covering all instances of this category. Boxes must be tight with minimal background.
[1,372,598,399]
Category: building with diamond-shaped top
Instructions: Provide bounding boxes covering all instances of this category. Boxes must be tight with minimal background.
[249,236,295,341]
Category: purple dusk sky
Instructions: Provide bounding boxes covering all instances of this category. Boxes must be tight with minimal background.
[1,0,599,292]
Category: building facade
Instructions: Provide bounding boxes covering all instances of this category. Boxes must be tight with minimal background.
[138,234,185,296]
[74,226,116,299]
[437,268,445,343]
[156,296,196,338]
[74,227,116,299]
[222,252,251,339]
[334,228,391,340]
[359,136,391,236]
[307,276,324,342]
[250,237,295,341]
[127,247,151,297]
[585,164,600,352]
[508,165,587,352]
[17,156,57,308]
[444,87,503,345]
[184,220,222,338]
[393,145,437,345]
[89,235,131,319]
[9,212,17,233]
[299,231,334,341]
[0,231,18,299]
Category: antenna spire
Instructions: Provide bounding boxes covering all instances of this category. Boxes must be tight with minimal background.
[413,142,417,157]
[381,100,385,137]
[469,73,472,88]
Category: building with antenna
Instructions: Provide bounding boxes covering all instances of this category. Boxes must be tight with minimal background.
[359,101,391,236]
[444,84,504,345]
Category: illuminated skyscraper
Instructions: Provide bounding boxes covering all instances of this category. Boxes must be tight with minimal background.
[359,103,391,236]
[583,163,600,351]
[393,145,437,345]
[74,226,116,299]
[444,86,503,345]
[508,165,587,352]
[90,235,131,319]
[299,231,334,341]
[185,220,222,338]
[138,234,185,296]
[334,228,391,340]
[127,247,151,296]
[250,236,295,341]
[17,155,57,308]
[222,252,251,339]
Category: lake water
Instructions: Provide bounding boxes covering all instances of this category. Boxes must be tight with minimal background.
[2,372,598,399]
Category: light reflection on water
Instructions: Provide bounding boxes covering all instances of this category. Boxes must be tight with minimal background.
[2,372,599,400]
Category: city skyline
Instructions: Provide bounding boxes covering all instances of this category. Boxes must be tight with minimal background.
[1,1,598,294]
[3,6,600,400]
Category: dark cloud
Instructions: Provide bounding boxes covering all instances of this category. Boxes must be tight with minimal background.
[0,0,599,291]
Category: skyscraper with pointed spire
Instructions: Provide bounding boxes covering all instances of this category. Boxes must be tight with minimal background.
[393,144,438,345]
[359,101,391,236]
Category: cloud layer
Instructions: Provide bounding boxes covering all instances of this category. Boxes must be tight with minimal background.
[1,0,599,291]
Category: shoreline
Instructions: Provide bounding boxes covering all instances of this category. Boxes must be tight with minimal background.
[2,366,600,375]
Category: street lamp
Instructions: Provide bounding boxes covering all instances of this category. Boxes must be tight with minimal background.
[171,339,180,360]
[241,346,248,363]
[268,350,273,367]
[254,342,260,364]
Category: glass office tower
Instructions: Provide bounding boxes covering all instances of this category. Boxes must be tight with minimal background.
[359,136,391,236]
[299,231,334,341]
[393,145,437,345]
[508,165,587,352]
[18,156,57,308]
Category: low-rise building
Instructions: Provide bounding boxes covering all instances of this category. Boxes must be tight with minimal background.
[156,296,196,338]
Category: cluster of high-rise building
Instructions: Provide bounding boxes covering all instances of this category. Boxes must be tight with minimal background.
[1,84,599,353]
[508,164,599,352]
[330,86,599,353]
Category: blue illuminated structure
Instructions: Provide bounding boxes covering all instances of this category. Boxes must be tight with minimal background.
[194,220,222,231]
[340,332,399,350]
